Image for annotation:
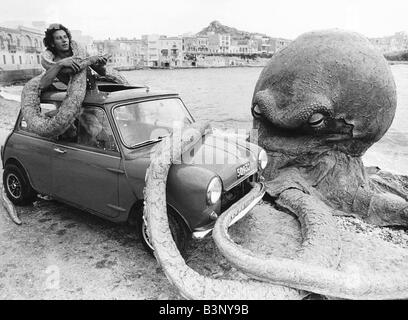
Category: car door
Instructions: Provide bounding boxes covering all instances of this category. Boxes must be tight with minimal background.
[12,102,58,195]
[51,105,123,219]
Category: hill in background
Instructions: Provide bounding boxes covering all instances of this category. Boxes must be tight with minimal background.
[196,20,269,39]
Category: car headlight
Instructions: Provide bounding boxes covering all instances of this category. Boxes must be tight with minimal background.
[258,149,268,170]
[206,176,222,205]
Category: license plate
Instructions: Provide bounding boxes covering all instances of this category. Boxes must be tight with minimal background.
[236,162,251,178]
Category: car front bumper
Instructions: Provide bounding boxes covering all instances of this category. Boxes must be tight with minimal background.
[192,182,265,239]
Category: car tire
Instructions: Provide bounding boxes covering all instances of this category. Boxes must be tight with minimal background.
[138,206,190,256]
[3,164,37,205]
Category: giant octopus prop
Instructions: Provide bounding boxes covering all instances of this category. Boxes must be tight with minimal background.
[3,30,408,299]
[143,30,408,300]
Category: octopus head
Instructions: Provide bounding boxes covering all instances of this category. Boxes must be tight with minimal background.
[252,29,397,160]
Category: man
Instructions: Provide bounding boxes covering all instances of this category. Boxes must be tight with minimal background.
[39,23,109,90]
[38,23,115,140]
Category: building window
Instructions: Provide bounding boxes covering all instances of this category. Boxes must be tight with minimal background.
[2,55,5,64]
[7,34,13,46]
[37,55,40,64]
[19,56,22,64]
[26,35,32,47]
[11,55,15,64]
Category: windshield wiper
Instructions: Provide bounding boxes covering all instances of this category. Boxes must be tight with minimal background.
[129,136,168,149]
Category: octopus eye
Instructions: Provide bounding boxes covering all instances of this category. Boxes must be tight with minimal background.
[251,104,262,119]
[308,113,325,128]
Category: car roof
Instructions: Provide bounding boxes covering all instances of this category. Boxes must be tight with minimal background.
[40,82,179,105]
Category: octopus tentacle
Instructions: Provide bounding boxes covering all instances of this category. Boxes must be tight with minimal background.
[95,66,130,85]
[212,172,408,299]
[143,123,304,299]
[21,41,128,139]
[0,185,21,225]
[353,187,408,227]
[21,43,92,138]
[369,171,408,201]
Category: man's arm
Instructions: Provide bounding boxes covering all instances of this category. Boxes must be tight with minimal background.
[39,47,82,90]
[88,54,111,76]
[39,58,81,90]
[39,61,63,90]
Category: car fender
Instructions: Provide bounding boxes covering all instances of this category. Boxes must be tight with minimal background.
[124,155,220,230]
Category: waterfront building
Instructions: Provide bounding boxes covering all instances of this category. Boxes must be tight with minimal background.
[251,35,263,54]
[94,38,142,69]
[0,24,44,83]
[142,34,183,67]
[0,21,98,83]
[183,36,198,53]
[208,33,231,54]
[229,39,240,54]
[0,25,43,71]
[259,36,272,53]
[71,30,97,56]
[141,34,160,67]
[158,36,183,67]
[230,38,258,54]
[370,32,408,53]
[268,38,291,53]
[197,36,209,53]
[182,36,209,55]
[229,35,291,55]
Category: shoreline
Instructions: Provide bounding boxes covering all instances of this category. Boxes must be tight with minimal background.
[0,65,266,86]
[388,60,408,65]
[1,60,406,85]
[145,64,266,70]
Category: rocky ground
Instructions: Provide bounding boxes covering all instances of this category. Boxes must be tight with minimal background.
[0,95,407,300]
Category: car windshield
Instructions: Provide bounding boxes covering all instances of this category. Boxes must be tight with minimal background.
[113,98,194,147]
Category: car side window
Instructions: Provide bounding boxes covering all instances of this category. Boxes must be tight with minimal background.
[77,107,119,153]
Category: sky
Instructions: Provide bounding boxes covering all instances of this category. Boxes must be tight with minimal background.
[1,0,408,40]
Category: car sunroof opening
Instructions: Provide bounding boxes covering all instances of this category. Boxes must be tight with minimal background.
[97,84,146,92]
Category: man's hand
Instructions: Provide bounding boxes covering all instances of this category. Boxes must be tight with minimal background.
[57,57,81,73]
[90,54,111,66]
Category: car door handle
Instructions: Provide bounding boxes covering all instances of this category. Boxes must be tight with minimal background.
[54,147,67,154]
[106,168,125,174]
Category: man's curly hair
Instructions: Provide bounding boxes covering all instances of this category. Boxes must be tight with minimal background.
[43,24,72,55]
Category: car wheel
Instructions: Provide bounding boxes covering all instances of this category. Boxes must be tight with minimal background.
[3,164,37,205]
[138,206,190,256]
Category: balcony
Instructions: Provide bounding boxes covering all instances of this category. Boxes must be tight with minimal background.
[25,46,36,53]
[8,45,17,53]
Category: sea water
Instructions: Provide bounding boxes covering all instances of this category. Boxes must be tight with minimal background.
[1,65,407,174]
[124,66,408,175]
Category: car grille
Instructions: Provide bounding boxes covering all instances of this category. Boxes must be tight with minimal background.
[220,173,258,212]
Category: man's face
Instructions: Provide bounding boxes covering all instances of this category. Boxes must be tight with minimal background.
[52,29,70,53]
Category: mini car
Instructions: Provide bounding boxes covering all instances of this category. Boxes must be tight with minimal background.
[1,82,267,254]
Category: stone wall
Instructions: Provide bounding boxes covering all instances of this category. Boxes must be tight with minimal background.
[0,68,42,85]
